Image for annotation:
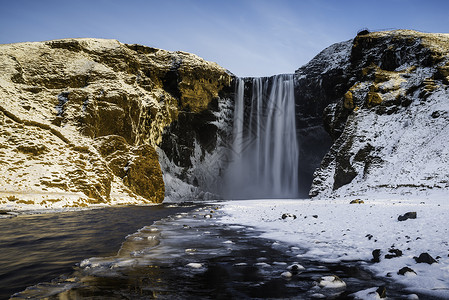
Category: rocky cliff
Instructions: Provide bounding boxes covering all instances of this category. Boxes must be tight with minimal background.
[298,30,449,198]
[0,38,232,209]
[1,30,448,209]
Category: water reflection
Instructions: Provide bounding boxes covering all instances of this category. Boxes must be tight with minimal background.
[11,205,407,299]
[0,205,195,299]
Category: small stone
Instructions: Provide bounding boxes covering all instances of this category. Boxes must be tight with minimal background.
[281,213,297,220]
[372,249,382,263]
[376,286,387,298]
[350,199,364,204]
[385,248,403,259]
[366,234,373,240]
[398,267,416,276]
[281,271,292,278]
[398,212,417,221]
[318,275,346,289]
[414,252,437,264]
[204,214,212,219]
[288,264,305,274]
[312,215,318,218]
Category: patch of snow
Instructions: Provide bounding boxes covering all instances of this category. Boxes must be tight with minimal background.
[219,198,449,299]
[186,262,203,269]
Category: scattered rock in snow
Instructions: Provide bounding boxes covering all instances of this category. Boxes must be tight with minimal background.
[312,215,318,218]
[350,199,365,204]
[366,234,373,240]
[281,213,297,220]
[317,275,346,289]
[398,212,417,221]
[385,248,403,259]
[414,252,437,264]
[376,286,387,298]
[372,249,382,263]
[398,267,417,276]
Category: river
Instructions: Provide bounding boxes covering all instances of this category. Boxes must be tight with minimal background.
[0,204,196,299]
[0,203,412,299]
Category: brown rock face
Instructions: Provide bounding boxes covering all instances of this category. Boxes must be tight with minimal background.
[0,38,232,208]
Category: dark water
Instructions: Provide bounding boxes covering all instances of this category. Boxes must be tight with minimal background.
[3,204,417,300]
[0,205,196,299]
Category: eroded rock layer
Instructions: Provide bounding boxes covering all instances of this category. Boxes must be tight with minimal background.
[300,30,449,198]
[0,38,232,208]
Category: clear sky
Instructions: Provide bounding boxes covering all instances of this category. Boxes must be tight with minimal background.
[1,0,449,77]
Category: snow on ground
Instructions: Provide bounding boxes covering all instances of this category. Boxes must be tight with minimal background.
[219,196,449,298]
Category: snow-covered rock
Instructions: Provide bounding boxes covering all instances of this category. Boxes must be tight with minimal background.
[297,30,449,198]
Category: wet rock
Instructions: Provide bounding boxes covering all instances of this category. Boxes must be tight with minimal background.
[414,252,437,264]
[398,267,417,276]
[281,213,297,220]
[317,275,346,289]
[376,286,387,298]
[281,271,292,278]
[385,248,403,259]
[398,212,417,221]
[372,249,382,263]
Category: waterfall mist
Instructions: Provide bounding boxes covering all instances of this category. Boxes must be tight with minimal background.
[223,74,300,199]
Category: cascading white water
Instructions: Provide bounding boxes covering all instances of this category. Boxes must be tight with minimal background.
[224,74,299,199]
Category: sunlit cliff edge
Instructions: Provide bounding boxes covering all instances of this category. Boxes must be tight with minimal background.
[0,38,232,210]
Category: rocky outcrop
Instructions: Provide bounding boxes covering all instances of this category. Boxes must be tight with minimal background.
[302,30,449,198]
[0,38,232,209]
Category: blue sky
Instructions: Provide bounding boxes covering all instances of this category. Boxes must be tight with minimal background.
[1,0,448,77]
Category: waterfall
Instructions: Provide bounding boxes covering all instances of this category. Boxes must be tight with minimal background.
[224,74,299,199]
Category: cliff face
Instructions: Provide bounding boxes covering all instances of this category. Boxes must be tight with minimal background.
[1,31,448,208]
[0,38,232,209]
[301,30,449,198]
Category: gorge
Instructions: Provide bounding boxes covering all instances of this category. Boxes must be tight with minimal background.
[1,30,449,208]
[1,29,449,299]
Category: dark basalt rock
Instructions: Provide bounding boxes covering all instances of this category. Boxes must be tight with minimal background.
[385,248,403,259]
[398,212,417,221]
[414,252,437,264]
[398,267,416,275]
[376,286,387,298]
[281,213,297,220]
[372,249,382,263]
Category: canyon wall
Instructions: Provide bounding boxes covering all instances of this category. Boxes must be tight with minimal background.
[1,30,448,209]
[0,38,232,209]
[297,30,449,198]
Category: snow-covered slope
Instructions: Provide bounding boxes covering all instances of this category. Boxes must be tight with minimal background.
[298,30,449,198]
